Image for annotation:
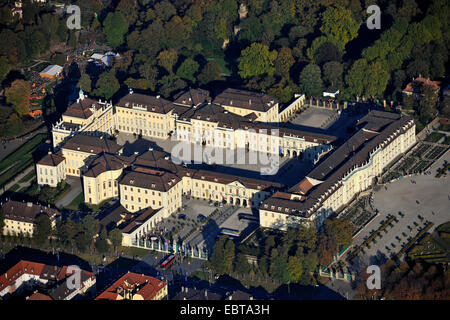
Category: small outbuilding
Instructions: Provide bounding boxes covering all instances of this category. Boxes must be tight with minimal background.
[39,64,63,79]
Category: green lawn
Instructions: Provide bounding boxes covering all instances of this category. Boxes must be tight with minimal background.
[64,191,84,211]
[207,56,231,75]
[18,171,36,184]
[9,183,21,192]
[0,133,47,188]
[118,246,151,259]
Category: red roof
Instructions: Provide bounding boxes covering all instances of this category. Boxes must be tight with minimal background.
[402,77,441,94]
[96,272,166,300]
[0,261,45,291]
[27,292,53,300]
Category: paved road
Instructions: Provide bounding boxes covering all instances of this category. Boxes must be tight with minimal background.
[55,177,83,208]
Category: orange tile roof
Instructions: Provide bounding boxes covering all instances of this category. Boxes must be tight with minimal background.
[96,272,166,300]
[0,261,46,291]
[27,292,53,300]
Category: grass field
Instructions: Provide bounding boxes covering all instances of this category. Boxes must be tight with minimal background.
[18,171,36,184]
[64,192,84,210]
[0,133,47,189]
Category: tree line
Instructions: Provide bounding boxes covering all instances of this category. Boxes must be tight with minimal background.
[207,218,354,285]
[0,208,123,255]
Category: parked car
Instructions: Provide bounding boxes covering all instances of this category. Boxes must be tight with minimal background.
[178,214,186,220]
[197,214,206,222]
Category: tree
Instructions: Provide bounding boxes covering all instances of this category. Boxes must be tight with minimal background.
[238,43,277,79]
[210,237,226,274]
[117,0,139,25]
[34,215,52,245]
[157,49,178,75]
[314,42,343,65]
[139,62,159,88]
[223,238,235,274]
[77,73,91,93]
[83,215,99,240]
[299,64,323,97]
[95,229,110,253]
[74,232,90,252]
[3,113,24,136]
[0,208,4,235]
[345,59,367,98]
[154,0,176,22]
[5,79,30,117]
[287,256,303,283]
[0,55,10,83]
[274,47,294,78]
[67,30,77,49]
[320,6,360,50]
[56,219,77,246]
[317,234,335,267]
[103,12,128,49]
[323,218,354,252]
[323,61,344,89]
[176,58,199,83]
[158,74,186,98]
[109,228,123,251]
[198,61,222,85]
[269,249,290,283]
[235,253,251,275]
[94,71,120,100]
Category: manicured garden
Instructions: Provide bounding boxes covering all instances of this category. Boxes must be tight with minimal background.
[425,131,445,143]
[0,133,47,189]
[407,233,448,262]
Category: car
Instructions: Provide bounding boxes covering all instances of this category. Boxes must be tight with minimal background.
[178,214,186,220]
[214,274,219,280]
[219,203,223,208]
[209,202,213,206]
[197,214,206,222]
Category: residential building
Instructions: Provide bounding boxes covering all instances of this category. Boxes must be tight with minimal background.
[402,77,441,97]
[95,272,167,300]
[0,260,95,300]
[0,200,60,237]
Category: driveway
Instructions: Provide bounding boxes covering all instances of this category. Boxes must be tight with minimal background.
[55,176,83,208]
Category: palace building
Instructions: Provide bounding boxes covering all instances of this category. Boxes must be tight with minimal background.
[34,87,417,239]
[259,111,416,230]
